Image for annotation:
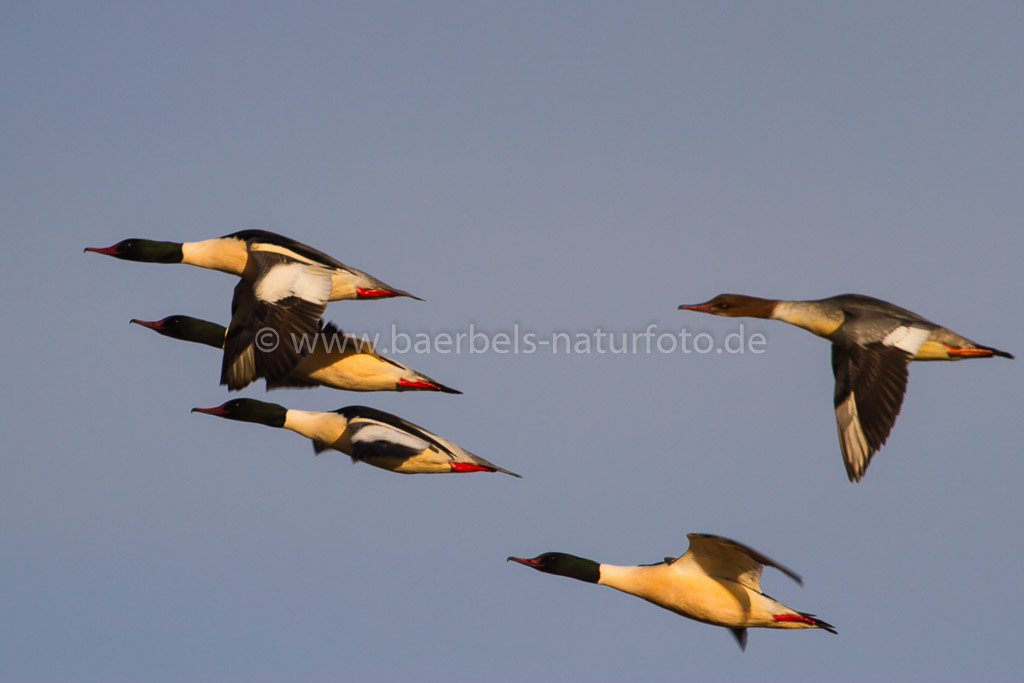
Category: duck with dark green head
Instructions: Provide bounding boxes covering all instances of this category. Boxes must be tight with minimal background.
[85,229,420,300]
[85,239,184,263]
[193,398,518,477]
[131,315,226,349]
[509,533,836,651]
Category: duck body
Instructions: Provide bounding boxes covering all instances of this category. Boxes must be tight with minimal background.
[192,399,519,476]
[598,563,789,629]
[769,294,1009,361]
[130,316,459,393]
[680,293,1013,481]
[289,337,459,393]
[509,533,835,650]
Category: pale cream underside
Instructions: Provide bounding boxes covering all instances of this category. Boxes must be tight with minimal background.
[915,338,956,360]
[295,351,409,391]
[598,564,807,629]
[329,280,360,300]
[383,447,456,474]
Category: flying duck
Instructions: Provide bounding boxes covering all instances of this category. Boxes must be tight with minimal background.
[508,533,836,651]
[192,398,520,477]
[87,230,420,390]
[679,293,1014,482]
[130,315,460,394]
[85,229,419,301]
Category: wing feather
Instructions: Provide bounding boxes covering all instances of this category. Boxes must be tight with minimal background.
[672,533,802,591]
[347,421,430,463]
[220,252,331,389]
[832,343,911,482]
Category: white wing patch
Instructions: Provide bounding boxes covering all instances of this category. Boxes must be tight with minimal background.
[881,325,930,354]
[255,262,333,304]
[350,423,430,453]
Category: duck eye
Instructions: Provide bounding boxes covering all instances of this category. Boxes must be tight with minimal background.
[717,303,730,310]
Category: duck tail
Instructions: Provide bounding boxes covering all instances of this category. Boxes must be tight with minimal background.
[799,612,838,635]
[946,345,1014,360]
[772,612,838,634]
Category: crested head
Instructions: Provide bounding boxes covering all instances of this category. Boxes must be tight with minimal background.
[678,293,778,319]
[507,552,600,584]
[192,398,287,428]
[131,315,227,349]
[84,238,184,263]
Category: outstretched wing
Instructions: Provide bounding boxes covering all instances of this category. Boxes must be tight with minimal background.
[832,343,912,482]
[672,533,802,592]
[221,251,332,390]
[347,419,432,464]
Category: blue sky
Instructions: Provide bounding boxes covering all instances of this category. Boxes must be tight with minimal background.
[2,3,1022,681]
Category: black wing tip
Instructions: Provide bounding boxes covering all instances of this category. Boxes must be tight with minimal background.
[369,286,423,302]
[801,613,838,635]
[393,290,425,302]
[402,376,462,394]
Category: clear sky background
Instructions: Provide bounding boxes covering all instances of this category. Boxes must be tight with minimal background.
[2,3,1022,682]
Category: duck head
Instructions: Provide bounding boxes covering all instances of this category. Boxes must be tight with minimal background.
[85,238,184,263]
[679,293,777,318]
[507,552,600,583]
[131,316,226,348]
[192,399,287,428]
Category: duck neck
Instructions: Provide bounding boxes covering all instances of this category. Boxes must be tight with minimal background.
[733,295,780,319]
[770,299,844,338]
[550,554,601,584]
[234,400,288,428]
[595,563,648,592]
[180,237,250,275]
[282,409,350,449]
[133,240,185,263]
[181,319,228,349]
